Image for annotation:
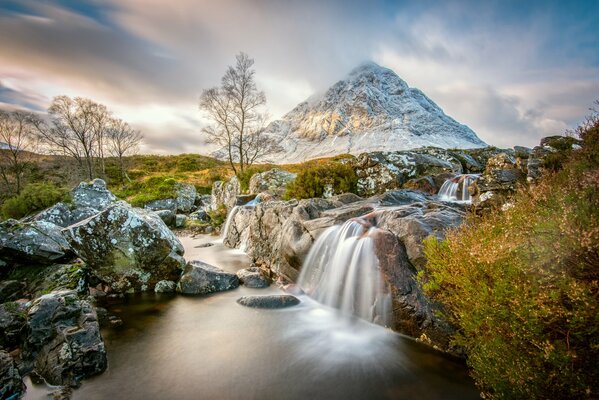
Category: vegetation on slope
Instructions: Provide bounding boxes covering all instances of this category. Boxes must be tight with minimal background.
[1,183,70,219]
[420,110,599,399]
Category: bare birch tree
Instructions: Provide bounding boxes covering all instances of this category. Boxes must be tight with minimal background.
[199,53,281,176]
[106,118,143,183]
[0,110,38,194]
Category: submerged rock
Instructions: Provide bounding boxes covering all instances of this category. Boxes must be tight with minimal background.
[64,202,185,293]
[177,261,239,295]
[237,294,300,309]
[26,290,107,386]
[236,267,270,288]
[0,219,73,266]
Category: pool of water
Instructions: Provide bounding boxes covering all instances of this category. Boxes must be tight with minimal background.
[24,234,479,400]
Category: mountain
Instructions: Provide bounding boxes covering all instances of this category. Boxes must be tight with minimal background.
[265,62,486,162]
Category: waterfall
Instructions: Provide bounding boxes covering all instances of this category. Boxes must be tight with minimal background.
[297,217,391,326]
[221,205,240,239]
[438,174,479,202]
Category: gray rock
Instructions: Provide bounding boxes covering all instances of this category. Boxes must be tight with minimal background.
[211,176,241,211]
[154,280,176,293]
[145,199,177,213]
[64,202,185,293]
[0,350,24,399]
[177,261,239,295]
[26,290,107,386]
[189,210,209,222]
[175,214,187,228]
[34,202,98,228]
[71,179,116,211]
[154,209,176,227]
[175,183,197,213]
[0,280,25,303]
[472,152,524,211]
[249,168,296,195]
[0,301,27,350]
[194,194,212,208]
[236,267,270,288]
[237,295,300,309]
[0,219,73,265]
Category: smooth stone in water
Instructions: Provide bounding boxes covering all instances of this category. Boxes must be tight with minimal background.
[236,267,270,288]
[237,294,300,309]
[177,261,239,295]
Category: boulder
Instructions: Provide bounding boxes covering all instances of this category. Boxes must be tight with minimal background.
[249,168,296,196]
[211,176,241,211]
[189,210,209,222]
[33,202,98,228]
[236,267,270,288]
[26,290,107,386]
[175,214,187,228]
[64,202,185,293]
[154,280,176,293]
[4,262,87,300]
[154,209,176,227]
[0,219,73,266]
[177,261,239,295]
[175,183,197,213]
[354,148,463,196]
[194,194,212,209]
[0,350,24,399]
[472,152,525,211]
[144,199,177,213]
[237,295,300,309]
[71,179,116,211]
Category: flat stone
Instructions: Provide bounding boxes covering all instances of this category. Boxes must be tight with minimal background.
[236,294,300,309]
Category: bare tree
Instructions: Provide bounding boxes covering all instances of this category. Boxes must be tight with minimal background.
[34,96,102,180]
[0,110,38,194]
[199,53,281,176]
[106,118,143,183]
[91,102,111,178]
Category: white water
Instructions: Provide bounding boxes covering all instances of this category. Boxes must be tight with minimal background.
[298,218,392,326]
[438,174,479,202]
[220,205,240,240]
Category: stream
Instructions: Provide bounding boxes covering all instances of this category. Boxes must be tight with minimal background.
[24,234,479,400]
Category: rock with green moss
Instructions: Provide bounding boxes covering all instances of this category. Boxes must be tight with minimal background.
[64,202,185,293]
[0,301,27,350]
[0,219,73,266]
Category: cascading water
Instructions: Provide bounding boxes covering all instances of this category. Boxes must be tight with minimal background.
[438,174,479,202]
[220,205,240,240]
[297,217,392,326]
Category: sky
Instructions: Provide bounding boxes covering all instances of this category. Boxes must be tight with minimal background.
[0,0,597,154]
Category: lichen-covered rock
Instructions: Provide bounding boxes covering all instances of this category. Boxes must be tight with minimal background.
[189,210,209,222]
[472,152,525,211]
[237,294,300,308]
[248,168,296,195]
[0,219,73,266]
[154,280,176,293]
[64,202,185,293]
[154,209,176,227]
[71,179,116,211]
[33,202,98,228]
[0,350,24,399]
[175,183,197,213]
[354,148,463,196]
[177,261,239,295]
[175,214,187,228]
[26,290,107,386]
[236,267,270,288]
[211,176,241,211]
[144,199,177,213]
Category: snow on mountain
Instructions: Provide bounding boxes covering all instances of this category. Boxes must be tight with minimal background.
[265,61,487,162]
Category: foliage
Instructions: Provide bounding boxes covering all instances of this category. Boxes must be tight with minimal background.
[113,175,179,207]
[207,204,228,228]
[237,164,273,193]
[420,110,599,399]
[1,182,69,219]
[284,162,358,200]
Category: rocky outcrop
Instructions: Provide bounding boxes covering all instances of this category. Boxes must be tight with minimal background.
[237,294,300,309]
[25,290,107,386]
[354,148,463,196]
[64,202,185,293]
[0,350,24,399]
[211,176,241,211]
[71,179,116,211]
[177,261,239,295]
[236,267,270,288]
[0,219,73,266]
[249,168,296,196]
[471,153,525,211]
[33,202,98,228]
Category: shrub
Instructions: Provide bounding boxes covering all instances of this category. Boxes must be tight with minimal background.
[420,111,599,399]
[207,204,228,229]
[1,183,70,219]
[113,175,179,207]
[284,162,358,200]
[237,165,273,193]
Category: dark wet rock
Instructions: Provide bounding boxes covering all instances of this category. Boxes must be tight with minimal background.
[211,176,241,211]
[0,219,73,266]
[0,280,25,303]
[236,294,300,309]
[249,168,296,195]
[33,202,98,228]
[26,290,107,386]
[236,267,270,288]
[154,280,176,293]
[71,179,116,211]
[0,301,27,350]
[177,261,239,295]
[64,202,185,293]
[0,350,24,399]
[377,189,430,206]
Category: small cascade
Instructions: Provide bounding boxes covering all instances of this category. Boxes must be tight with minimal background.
[298,217,391,326]
[220,205,240,240]
[438,174,479,202]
